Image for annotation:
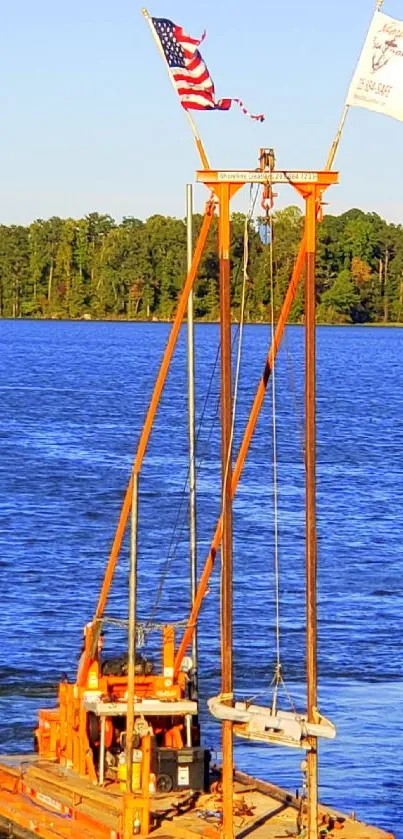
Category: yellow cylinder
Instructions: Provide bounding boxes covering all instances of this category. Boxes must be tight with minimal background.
[118,751,142,791]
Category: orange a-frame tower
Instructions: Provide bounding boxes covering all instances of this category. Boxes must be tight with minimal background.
[192,158,337,839]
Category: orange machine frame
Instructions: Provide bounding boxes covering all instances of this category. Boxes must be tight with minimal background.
[35,624,188,784]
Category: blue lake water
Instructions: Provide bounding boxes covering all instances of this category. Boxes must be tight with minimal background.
[0,320,402,836]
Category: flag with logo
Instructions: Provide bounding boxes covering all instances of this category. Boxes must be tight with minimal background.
[346,11,403,121]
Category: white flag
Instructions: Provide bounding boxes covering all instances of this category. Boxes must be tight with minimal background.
[346,11,403,122]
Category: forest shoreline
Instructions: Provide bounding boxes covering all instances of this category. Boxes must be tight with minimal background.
[1,316,403,327]
[1,204,402,325]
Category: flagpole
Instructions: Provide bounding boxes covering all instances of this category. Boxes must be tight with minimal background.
[324,105,349,171]
[325,0,384,171]
[142,8,210,169]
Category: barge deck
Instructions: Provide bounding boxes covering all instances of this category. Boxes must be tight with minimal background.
[0,757,393,839]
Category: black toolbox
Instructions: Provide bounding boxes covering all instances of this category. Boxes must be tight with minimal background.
[151,746,210,793]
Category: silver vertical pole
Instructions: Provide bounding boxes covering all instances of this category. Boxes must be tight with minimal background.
[187,184,198,693]
[99,715,106,785]
[126,470,139,794]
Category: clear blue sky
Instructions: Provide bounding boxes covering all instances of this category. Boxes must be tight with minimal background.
[1,0,403,225]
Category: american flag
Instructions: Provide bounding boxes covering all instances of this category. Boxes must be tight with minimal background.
[151,17,264,122]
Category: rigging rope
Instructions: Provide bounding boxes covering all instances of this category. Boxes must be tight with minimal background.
[260,170,296,714]
[99,615,188,649]
[220,186,259,667]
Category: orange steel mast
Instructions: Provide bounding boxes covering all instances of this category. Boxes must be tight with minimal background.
[76,201,215,688]
[305,185,319,839]
[78,4,214,691]
[193,164,337,839]
[218,180,240,839]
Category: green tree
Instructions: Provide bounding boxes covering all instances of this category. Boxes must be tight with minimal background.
[2,204,403,325]
[318,269,358,323]
[86,213,115,315]
[0,226,30,317]
[56,219,76,315]
[145,215,186,319]
[43,217,64,312]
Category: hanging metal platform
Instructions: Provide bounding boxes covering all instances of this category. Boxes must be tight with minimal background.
[208,696,336,749]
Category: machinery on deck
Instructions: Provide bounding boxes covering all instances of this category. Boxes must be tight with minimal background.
[34,623,209,795]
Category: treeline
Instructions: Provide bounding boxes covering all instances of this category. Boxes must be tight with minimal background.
[0,206,402,323]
